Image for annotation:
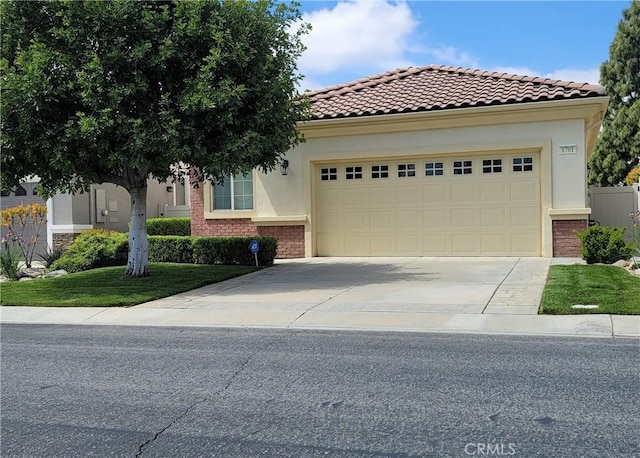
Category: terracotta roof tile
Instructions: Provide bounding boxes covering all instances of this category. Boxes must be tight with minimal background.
[305,64,605,120]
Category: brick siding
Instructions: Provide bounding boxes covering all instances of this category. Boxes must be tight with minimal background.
[552,219,587,257]
[52,233,81,250]
[190,185,304,258]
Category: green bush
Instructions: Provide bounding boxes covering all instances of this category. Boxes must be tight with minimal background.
[193,236,277,266]
[147,217,190,236]
[51,230,128,273]
[574,226,633,264]
[51,232,278,272]
[0,241,21,280]
[148,236,194,263]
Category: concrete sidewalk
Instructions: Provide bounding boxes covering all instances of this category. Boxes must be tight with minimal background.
[1,257,639,338]
[2,304,639,338]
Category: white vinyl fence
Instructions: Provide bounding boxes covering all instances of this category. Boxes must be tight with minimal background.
[589,184,640,242]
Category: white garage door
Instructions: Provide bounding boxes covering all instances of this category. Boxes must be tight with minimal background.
[315,153,540,256]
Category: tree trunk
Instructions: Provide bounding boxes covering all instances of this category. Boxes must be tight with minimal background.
[125,184,149,277]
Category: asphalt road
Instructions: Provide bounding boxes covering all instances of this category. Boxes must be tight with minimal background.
[1,325,638,458]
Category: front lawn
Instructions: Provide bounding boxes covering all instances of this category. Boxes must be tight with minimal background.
[540,265,640,315]
[0,263,258,307]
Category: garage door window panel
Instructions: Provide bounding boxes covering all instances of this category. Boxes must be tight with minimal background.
[513,157,533,172]
[321,167,338,181]
[482,159,502,174]
[346,166,363,180]
[425,162,444,176]
[398,164,416,178]
[371,165,389,179]
[453,161,472,175]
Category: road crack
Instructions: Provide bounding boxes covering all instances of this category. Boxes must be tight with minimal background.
[221,351,254,392]
[135,351,256,456]
[135,398,206,457]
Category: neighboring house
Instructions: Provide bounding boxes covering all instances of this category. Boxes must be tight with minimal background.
[1,178,190,253]
[191,65,608,259]
[48,179,190,248]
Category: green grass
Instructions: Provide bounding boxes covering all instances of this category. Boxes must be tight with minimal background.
[540,265,640,315]
[0,263,259,307]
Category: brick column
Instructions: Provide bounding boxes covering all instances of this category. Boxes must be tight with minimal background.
[257,226,305,258]
[552,219,587,257]
[52,233,81,250]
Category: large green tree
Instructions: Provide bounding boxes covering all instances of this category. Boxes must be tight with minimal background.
[589,1,640,186]
[1,0,310,277]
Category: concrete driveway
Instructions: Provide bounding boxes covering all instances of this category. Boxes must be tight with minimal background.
[5,257,639,337]
[139,256,550,316]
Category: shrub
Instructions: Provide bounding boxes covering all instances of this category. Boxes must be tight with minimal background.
[574,226,633,264]
[192,236,277,266]
[0,238,21,280]
[624,167,640,186]
[147,217,190,236]
[630,211,640,268]
[49,232,278,272]
[51,230,128,273]
[147,236,277,266]
[148,236,194,263]
[38,246,66,268]
[0,202,47,268]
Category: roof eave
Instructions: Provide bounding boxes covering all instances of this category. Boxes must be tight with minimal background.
[298,96,610,141]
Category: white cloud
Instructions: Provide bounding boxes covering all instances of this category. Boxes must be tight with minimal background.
[298,0,418,75]
[427,46,479,69]
[492,66,601,85]
[545,68,601,85]
[296,1,601,91]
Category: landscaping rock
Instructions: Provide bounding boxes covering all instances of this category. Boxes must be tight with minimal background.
[43,270,68,278]
[18,277,34,281]
[19,269,44,278]
[612,260,630,268]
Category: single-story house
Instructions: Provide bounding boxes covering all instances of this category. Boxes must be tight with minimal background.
[190,64,608,259]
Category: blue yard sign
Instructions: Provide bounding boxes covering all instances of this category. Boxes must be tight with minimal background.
[249,240,259,266]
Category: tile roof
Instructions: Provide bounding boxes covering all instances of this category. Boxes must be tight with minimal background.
[306,64,606,120]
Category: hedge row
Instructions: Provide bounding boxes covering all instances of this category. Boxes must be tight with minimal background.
[146,217,191,236]
[149,236,277,266]
[52,230,277,272]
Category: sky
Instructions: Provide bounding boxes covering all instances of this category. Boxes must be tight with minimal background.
[295,0,631,91]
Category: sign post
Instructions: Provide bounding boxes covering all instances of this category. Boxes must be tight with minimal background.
[249,239,260,267]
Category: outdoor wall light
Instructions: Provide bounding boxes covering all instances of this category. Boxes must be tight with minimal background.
[280,159,289,176]
[166,186,173,192]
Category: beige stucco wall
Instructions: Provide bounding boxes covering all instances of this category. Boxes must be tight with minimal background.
[90,181,187,232]
[253,111,594,258]
[258,118,587,212]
